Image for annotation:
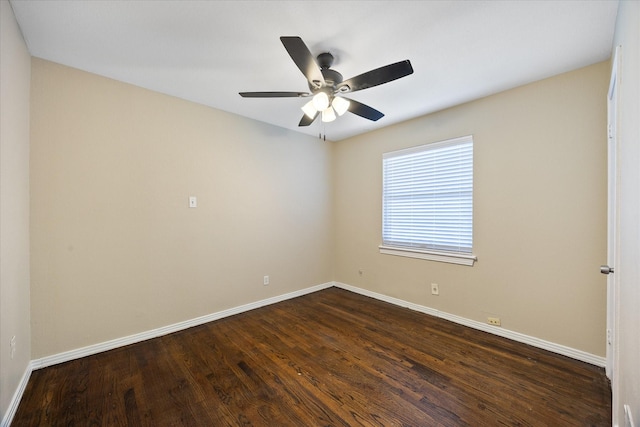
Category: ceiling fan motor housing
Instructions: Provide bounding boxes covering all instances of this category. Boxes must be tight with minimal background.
[308,52,344,92]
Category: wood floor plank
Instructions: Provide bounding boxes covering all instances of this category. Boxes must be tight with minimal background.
[12,288,611,426]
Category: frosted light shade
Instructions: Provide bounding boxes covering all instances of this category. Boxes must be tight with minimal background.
[332,96,350,116]
[321,107,336,123]
[301,100,317,119]
[312,92,330,111]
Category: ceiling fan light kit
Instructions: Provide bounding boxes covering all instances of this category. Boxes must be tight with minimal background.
[302,93,351,123]
[239,36,413,127]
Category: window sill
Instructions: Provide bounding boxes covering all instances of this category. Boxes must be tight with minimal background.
[379,245,477,266]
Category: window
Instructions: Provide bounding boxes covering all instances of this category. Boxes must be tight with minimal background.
[380,135,476,266]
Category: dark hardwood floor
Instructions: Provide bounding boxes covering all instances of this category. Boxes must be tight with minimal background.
[13,287,611,426]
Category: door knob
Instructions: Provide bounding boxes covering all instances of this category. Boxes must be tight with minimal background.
[600,265,614,275]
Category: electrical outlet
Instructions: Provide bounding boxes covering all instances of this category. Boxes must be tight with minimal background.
[431,283,439,295]
[263,275,269,286]
[487,317,501,326]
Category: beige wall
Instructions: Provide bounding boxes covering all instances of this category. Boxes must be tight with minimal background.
[334,62,609,356]
[0,0,32,421]
[28,43,610,363]
[612,0,640,424]
[30,59,334,358]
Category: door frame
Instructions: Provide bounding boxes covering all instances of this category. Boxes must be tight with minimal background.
[605,45,621,382]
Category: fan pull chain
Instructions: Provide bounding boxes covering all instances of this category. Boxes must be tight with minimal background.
[319,122,327,141]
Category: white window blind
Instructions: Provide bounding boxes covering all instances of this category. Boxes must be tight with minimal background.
[382,136,473,256]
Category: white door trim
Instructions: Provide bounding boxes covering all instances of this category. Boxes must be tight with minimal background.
[605,45,621,387]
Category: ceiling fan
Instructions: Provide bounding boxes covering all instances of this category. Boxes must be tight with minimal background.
[239,36,414,126]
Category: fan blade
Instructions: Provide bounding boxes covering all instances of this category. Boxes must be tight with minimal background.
[299,112,319,127]
[280,36,325,89]
[344,98,384,121]
[338,60,413,93]
[239,91,310,98]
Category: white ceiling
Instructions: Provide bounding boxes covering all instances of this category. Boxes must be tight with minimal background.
[10,0,619,141]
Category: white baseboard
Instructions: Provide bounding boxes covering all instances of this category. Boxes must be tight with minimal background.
[31,281,605,370]
[5,280,604,426]
[334,282,606,368]
[1,362,33,427]
[3,282,331,426]
[31,282,333,370]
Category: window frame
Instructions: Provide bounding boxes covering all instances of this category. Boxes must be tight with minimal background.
[379,135,477,266]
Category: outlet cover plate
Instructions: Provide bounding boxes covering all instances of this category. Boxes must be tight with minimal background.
[431,283,439,295]
[487,317,501,326]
